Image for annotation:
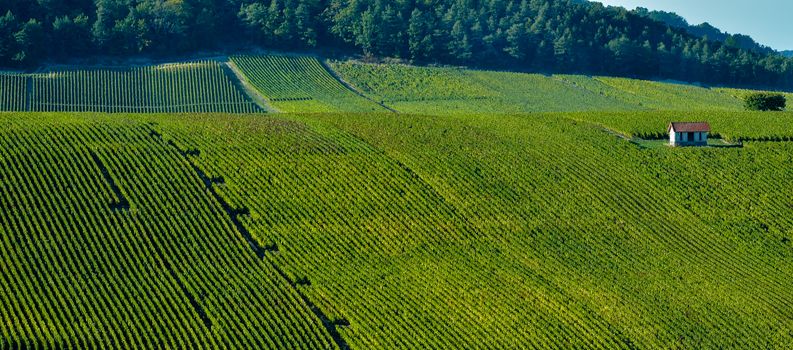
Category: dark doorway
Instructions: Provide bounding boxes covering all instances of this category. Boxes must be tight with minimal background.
[688,132,695,142]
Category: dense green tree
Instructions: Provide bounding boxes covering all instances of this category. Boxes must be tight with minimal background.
[12,19,44,64]
[0,0,792,89]
[51,14,92,57]
[407,8,434,61]
[744,93,786,111]
[0,11,17,64]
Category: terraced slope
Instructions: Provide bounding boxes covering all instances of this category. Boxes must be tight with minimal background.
[229,55,385,113]
[0,61,260,113]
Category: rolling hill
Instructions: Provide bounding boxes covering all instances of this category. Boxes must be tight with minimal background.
[2,53,793,349]
[0,55,789,115]
[3,111,793,348]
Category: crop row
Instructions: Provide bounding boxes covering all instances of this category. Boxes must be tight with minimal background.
[296,112,793,348]
[0,62,260,113]
[328,61,790,114]
[0,116,334,349]
[4,111,793,348]
[230,55,384,113]
[158,114,628,349]
[0,73,27,111]
[564,110,793,140]
[155,111,793,348]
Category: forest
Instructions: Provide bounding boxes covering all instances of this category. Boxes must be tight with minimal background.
[2,0,793,88]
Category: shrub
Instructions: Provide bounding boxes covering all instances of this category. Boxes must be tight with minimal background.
[744,93,786,111]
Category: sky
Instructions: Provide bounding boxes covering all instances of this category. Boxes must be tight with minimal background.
[593,0,793,51]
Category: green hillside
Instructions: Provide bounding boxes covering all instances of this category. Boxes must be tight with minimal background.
[329,61,786,113]
[0,56,789,115]
[3,111,793,348]
[229,55,385,113]
[329,61,647,113]
[569,110,793,140]
[593,77,744,110]
[0,114,331,348]
[0,61,260,113]
[2,53,793,350]
[715,87,793,107]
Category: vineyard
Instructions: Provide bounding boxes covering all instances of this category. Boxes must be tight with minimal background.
[715,87,793,105]
[0,114,334,348]
[0,73,27,111]
[328,61,791,114]
[0,56,790,115]
[229,55,386,113]
[4,110,793,348]
[0,61,261,113]
[328,61,639,114]
[3,52,793,349]
[567,110,793,140]
[591,77,744,110]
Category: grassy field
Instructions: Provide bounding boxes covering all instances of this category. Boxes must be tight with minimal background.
[329,61,634,113]
[3,111,793,348]
[593,77,743,110]
[229,55,386,113]
[0,55,790,115]
[715,87,793,106]
[329,61,792,114]
[0,61,261,113]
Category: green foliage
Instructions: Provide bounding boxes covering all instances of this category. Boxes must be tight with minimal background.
[2,0,793,88]
[566,110,793,140]
[467,70,640,112]
[329,61,495,103]
[743,92,786,111]
[230,55,385,113]
[0,61,260,113]
[4,111,793,348]
[295,111,793,348]
[1,56,791,115]
[0,114,335,348]
[329,61,634,113]
[592,77,743,110]
[329,61,776,114]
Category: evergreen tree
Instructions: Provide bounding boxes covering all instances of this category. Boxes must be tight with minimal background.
[0,0,791,88]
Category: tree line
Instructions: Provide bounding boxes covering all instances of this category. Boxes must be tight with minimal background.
[632,7,774,55]
[2,0,793,88]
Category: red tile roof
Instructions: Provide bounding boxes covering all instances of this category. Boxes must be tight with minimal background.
[668,122,711,132]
